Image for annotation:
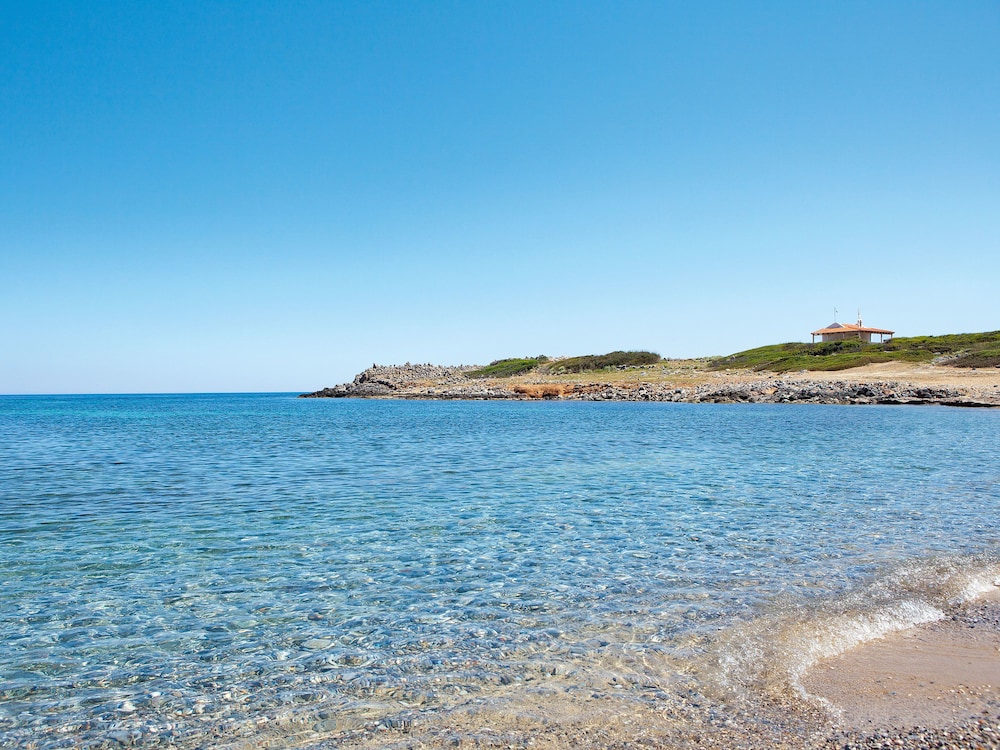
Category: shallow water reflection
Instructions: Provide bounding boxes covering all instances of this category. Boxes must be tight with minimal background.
[1,396,998,747]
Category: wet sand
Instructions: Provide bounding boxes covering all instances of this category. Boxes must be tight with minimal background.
[803,588,1000,742]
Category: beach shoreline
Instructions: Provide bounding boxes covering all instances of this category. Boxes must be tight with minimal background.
[325,587,1000,750]
[802,587,1000,748]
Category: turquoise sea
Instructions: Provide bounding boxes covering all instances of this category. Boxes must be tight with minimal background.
[1,394,998,748]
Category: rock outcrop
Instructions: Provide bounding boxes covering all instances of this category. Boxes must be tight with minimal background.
[300,363,481,399]
[301,366,998,407]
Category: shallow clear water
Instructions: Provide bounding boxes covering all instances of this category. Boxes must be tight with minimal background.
[1,395,998,747]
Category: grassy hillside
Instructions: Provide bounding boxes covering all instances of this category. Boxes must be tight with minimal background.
[710,331,1000,373]
[466,357,547,379]
[546,351,661,373]
[463,335,999,379]
[466,351,662,378]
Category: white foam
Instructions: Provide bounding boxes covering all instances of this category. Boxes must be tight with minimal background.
[792,599,944,685]
[787,559,1000,699]
[951,572,1000,606]
[749,600,940,706]
[714,560,1000,704]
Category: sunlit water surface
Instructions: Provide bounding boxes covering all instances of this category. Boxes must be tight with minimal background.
[1,395,998,748]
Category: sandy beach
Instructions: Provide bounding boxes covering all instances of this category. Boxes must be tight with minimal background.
[803,587,1000,747]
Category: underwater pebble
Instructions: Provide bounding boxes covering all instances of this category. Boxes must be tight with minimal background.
[302,638,334,650]
[6,397,1000,750]
[314,718,338,732]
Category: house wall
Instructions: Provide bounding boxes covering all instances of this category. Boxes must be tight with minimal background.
[821,331,872,343]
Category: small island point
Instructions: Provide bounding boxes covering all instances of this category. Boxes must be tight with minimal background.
[303,331,1000,407]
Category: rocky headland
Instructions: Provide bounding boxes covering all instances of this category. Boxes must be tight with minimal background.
[301,362,1000,407]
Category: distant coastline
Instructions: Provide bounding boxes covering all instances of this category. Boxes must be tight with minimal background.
[301,359,1000,407]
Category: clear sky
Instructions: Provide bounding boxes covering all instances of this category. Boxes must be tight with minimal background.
[2,1,998,393]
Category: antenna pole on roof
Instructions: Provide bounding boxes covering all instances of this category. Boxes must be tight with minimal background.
[857,308,863,327]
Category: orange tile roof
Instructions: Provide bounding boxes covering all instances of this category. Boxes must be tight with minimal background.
[811,322,895,336]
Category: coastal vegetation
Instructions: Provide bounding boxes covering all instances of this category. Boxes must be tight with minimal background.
[465,351,662,378]
[710,331,1000,372]
[547,350,662,373]
[466,357,548,379]
[304,335,1000,405]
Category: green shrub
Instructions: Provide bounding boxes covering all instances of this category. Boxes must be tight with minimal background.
[550,351,661,373]
[808,339,866,356]
[947,348,1000,368]
[710,331,1000,373]
[466,358,544,379]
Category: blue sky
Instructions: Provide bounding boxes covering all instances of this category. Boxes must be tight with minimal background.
[2,1,998,393]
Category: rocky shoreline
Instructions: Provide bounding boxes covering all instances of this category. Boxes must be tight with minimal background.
[300,363,1000,407]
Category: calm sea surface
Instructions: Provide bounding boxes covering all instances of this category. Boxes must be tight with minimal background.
[1,394,998,748]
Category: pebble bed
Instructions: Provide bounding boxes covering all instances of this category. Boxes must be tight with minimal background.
[2,394,999,749]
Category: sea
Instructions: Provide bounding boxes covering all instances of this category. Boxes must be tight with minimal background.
[1,393,998,749]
